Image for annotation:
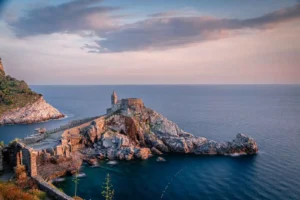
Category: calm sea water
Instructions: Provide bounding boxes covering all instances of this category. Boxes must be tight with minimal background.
[0,85,300,200]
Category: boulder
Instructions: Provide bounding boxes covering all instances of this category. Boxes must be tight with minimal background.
[162,137,190,153]
[156,157,166,162]
[151,147,163,155]
[85,158,98,166]
[134,148,152,160]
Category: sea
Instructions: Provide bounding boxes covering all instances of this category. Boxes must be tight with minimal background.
[0,85,299,200]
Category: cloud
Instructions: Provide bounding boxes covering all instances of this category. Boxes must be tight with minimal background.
[6,1,300,53]
[8,0,120,37]
[96,3,300,52]
[148,8,201,18]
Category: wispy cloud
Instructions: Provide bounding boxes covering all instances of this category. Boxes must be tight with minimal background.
[6,1,300,53]
[96,3,300,52]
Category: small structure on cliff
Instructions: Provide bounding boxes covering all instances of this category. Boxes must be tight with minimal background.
[106,91,144,115]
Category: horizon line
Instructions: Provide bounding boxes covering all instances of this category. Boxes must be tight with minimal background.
[29,83,300,86]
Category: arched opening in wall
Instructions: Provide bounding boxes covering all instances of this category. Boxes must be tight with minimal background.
[2,149,10,165]
[120,129,126,135]
[1,147,15,173]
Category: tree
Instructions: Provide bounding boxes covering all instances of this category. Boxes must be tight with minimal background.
[102,174,114,200]
[72,170,80,198]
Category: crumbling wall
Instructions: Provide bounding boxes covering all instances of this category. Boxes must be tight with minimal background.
[33,176,73,200]
[0,147,3,172]
[121,98,144,112]
[21,147,38,177]
[62,117,106,149]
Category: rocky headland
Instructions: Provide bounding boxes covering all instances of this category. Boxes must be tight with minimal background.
[77,101,258,161]
[0,58,64,125]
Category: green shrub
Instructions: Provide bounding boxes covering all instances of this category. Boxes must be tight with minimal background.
[28,188,47,200]
[0,72,40,114]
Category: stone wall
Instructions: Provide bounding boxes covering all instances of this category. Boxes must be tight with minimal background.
[21,147,38,177]
[4,143,38,177]
[20,146,38,177]
[121,98,144,111]
[0,147,3,172]
[33,176,73,200]
[45,116,101,135]
[0,57,5,76]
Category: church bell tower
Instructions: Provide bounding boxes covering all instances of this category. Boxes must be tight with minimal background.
[111,91,118,105]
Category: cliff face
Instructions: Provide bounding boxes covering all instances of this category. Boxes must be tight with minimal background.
[0,58,64,125]
[0,96,64,125]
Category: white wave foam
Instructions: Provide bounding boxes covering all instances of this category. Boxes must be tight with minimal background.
[107,160,118,165]
[52,177,66,182]
[228,152,247,157]
[73,173,86,178]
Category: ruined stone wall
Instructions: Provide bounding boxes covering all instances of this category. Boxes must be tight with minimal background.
[44,116,101,135]
[33,176,73,200]
[61,116,106,150]
[121,98,144,111]
[4,143,38,177]
[0,57,5,76]
[0,148,3,172]
[21,147,38,177]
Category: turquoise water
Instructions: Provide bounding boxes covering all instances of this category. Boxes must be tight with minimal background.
[1,85,300,199]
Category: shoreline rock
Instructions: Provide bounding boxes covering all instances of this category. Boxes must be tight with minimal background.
[0,96,65,126]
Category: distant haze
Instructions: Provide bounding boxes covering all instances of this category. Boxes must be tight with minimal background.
[0,0,299,84]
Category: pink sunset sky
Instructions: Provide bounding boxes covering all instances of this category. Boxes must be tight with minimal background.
[0,0,299,84]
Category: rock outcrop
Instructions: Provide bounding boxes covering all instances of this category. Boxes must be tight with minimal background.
[0,96,64,125]
[62,103,258,161]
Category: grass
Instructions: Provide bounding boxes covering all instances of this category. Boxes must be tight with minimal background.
[0,165,47,200]
[0,93,40,114]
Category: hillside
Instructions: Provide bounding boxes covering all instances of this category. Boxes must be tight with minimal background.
[0,58,41,114]
[0,58,64,125]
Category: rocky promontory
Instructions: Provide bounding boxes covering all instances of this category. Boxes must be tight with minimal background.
[0,58,64,125]
[56,93,258,163]
[78,107,258,161]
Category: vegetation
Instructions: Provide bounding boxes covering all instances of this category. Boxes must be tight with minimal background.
[9,138,19,146]
[0,182,42,200]
[0,65,41,115]
[28,188,47,199]
[0,165,46,200]
[72,170,80,198]
[0,141,4,148]
[102,174,115,200]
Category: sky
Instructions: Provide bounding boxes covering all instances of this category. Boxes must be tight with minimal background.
[0,0,299,85]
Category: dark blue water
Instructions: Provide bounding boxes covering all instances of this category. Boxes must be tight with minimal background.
[0,85,299,200]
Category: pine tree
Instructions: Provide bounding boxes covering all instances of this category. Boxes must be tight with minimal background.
[102,174,114,200]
